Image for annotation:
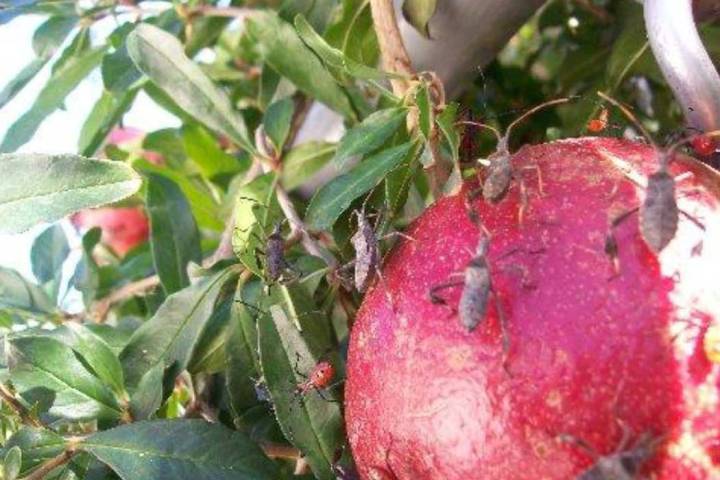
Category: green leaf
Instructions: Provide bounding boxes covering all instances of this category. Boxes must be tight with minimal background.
[3,427,65,476]
[78,88,139,157]
[0,16,76,109]
[0,59,46,111]
[0,46,106,153]
[247,12,355,118]
[129,363,164,420]
[402,0,437,38]
[333,107,407,169]
[0,153,142,234]
[305,142,413,230]
[188,296,232,375]
[134,159,222,232]
[49,323,127,399]
[263,97,295,152]
[3,446,21,480]
[0,266,55,313]
[181,124,245,180]
[225,280,262,419]
[127,23,253,152]
[146,174,202,295]
[30,224,68,300]
[80,419,279,479]
[32,15,77,57]
[436,102,460,163]
[294,14,389,81]
[415,82,433,140]
[69,228,101,308]
[281,141,335,191]
[9,335,123,422]
[231,173,280,277]
[120,267,237,388]
[258,289,342,480]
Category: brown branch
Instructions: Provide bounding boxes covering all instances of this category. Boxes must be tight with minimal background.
[0,383,42,428]
[20,449,77,480]
[369,0,414,96]
[260,442,302,460]
[92,274,160,322]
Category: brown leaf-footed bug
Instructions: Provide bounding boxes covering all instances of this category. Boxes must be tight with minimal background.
[458,98,570,206]
[235,197,301,284]
[339,192,413,308]
[597,93,715,256]
[558,421,662,480]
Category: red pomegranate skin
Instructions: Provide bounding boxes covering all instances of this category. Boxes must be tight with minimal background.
[71,207,149,256]
[345,138,720,479]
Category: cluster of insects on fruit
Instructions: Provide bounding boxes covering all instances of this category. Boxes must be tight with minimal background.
[558,421,662,480]
[596,92,716,265]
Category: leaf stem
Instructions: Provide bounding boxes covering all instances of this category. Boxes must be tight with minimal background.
[0,383,43,428]
[19,449,77,480]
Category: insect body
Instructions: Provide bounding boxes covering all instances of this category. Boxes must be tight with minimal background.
[588,108,610,133]
[265,221,294,282]
[296,360,335,395]
[460,98,570,205]
[598,93,711,254]
[428,229,510,370]
[561,430,659,480]
[350,208,380,293]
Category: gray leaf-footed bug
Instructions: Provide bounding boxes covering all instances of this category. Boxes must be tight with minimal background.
[428,201,512,372]
[458,98,570,213]
[597,92,713,256]
[558,421,662,480]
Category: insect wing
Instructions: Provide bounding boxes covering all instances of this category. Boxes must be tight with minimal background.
[640,171,678,252]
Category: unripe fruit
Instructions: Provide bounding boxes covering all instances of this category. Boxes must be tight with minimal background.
[71,207,149,256]
[345,138,720,479]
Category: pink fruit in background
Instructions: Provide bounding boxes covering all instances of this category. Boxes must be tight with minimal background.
[345,138,720,479]
[106,126,164,166]
[71,207,149,257]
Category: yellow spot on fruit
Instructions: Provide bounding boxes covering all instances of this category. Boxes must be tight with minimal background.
[704,324,720,363]
[545,390,562,409]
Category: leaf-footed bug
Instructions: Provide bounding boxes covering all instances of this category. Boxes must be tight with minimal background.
[458,98,570,206]
[235,197,301,284]
[558,422,662,480]
[339,193,413,308]
[597,93,714,255]
[427,206,512,372]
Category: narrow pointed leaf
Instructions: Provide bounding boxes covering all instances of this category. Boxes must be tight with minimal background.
[305,142,413,230]
[120,267,237,387]
[30,224,69,289]
[78,88,139,156]
[0,154,142,234]
[247,12,355,118]
[258,290,342,480]
[333,107,407,169]
[0,267,55,313]
[146,174,202,295]
[0,47,106,152]
[9,335,123,422]
[3,427,65,476]
[281,141,335,191]
[80,420,279,480]
[129,363,164,420]
[127,24,253,152]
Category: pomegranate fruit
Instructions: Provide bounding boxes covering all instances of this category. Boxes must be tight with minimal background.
[71,207,149,256]
[345,138,720,479]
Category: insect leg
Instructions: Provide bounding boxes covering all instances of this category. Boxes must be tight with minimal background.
[428,278,464,305]
[605,207,640,276]
[493,293,512,376]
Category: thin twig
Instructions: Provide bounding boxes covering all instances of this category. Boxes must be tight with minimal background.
[20,449,77,480]
[260,442,302,460]
[369,0,414,96]
[92,275,160,322]
[0,383,43,428]
[189,5,257,20]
